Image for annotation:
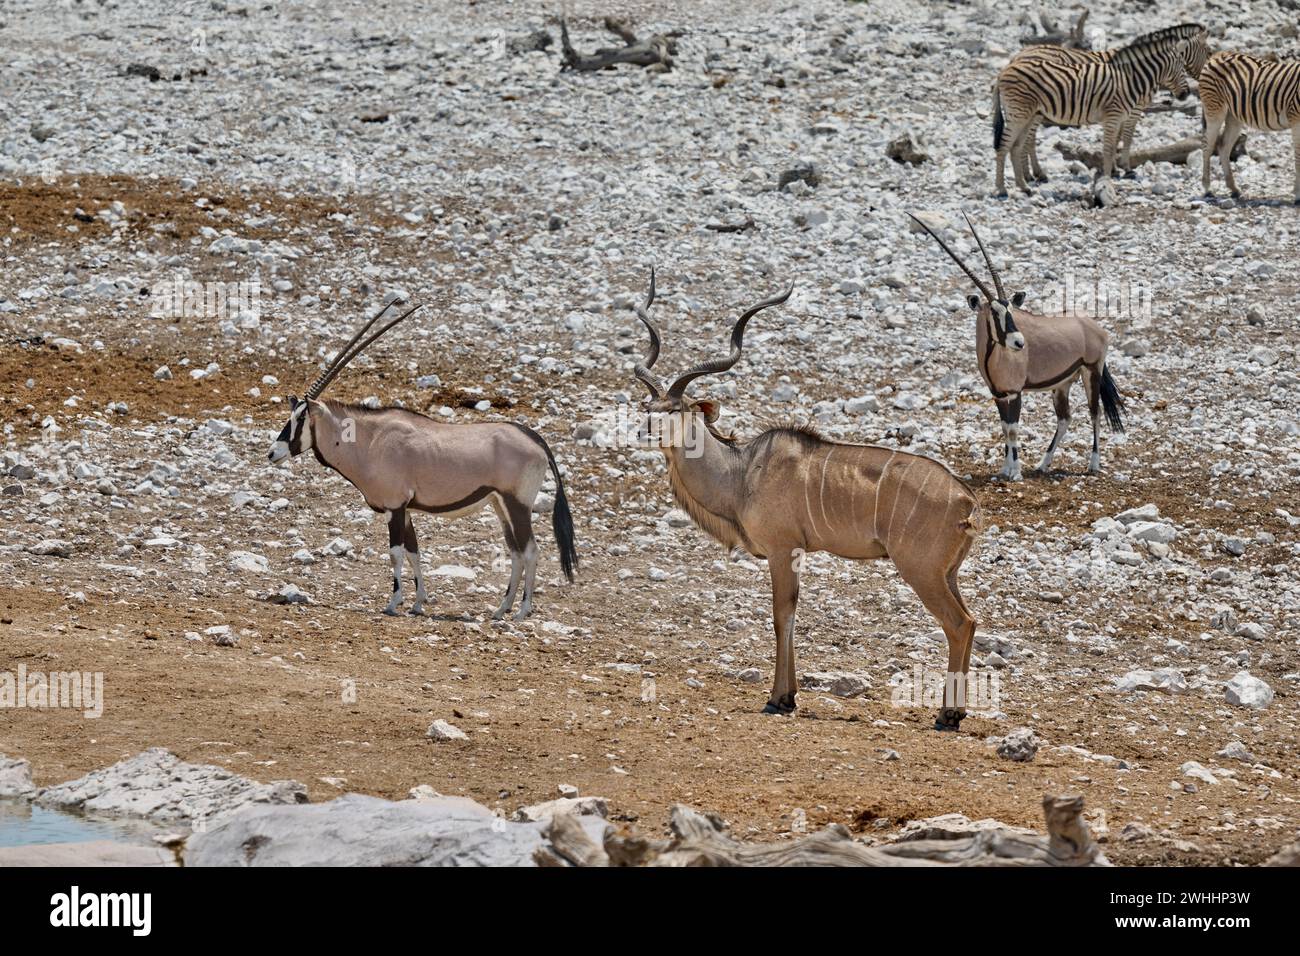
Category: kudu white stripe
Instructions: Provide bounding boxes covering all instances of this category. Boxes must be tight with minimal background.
[910,213,1125,480]
[632,270,983,731]
[268,302,577,619]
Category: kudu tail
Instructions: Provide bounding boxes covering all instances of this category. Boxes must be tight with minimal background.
[1100,364,1125,433]
[992,84,1005,151]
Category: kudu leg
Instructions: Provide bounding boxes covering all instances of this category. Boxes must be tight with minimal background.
[764,550,800,715]
[403,513,428,615]
[995,395,1023,481]
[383,507,406,616]
[1036,386,1071,473]
[898,555,977,732]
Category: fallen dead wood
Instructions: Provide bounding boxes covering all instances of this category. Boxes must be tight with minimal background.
[536,794,1109,867]
[1055,134,1247,171]
[559,17,676,73]
[1021,9,1091,49]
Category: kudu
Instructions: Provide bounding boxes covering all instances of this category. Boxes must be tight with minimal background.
[268,302,577,619]
[910,214,1125,481]
[631,271,983,731]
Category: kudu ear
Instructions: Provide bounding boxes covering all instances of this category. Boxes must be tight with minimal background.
[693,400,721,424]
[1010,291,1027,308]
[966,294,982,312]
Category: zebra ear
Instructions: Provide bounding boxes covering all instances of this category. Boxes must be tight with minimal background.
[1011,291,1027,308]
[966,294,982,311]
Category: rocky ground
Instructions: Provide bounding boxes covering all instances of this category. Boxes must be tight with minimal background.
[0,0,1297,866]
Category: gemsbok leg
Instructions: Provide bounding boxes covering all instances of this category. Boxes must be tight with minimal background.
[765,549,800,715]
[995,394,1024,481]
[1084,367,1102,474]
[490,497,524,620]
[385,507,408,616]
[403,512,428,615]
[1037,385,1072,473]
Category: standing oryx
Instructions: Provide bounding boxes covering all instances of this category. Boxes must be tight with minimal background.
[993,24,1209,195]
[1200,51,1300,202]
[630,271,983,731]
[910,213,1124,480]
[268,303,577,619]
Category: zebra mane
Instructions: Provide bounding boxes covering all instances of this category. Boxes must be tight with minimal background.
[1118,22,1205,53]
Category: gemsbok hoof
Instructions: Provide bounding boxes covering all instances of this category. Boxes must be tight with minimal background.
[933,708,965,732]
[382,607,400,617]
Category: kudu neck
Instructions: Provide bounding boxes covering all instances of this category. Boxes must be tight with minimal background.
[661,417,746,526]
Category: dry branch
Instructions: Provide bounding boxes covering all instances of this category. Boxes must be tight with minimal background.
[559,18,675,73]
[1021,9,1091,49]
[536,794,1110,867]
[1055,134,1247,171]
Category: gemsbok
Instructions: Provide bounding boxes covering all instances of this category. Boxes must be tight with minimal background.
[268,302,577,619]
[910,213,1125,481]
[630,271,983,731]
[1199,50,1300,202]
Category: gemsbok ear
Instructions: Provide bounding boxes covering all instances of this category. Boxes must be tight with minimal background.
[967,294,982,311]
[1011,291,1027,308]
[694,400,721,423]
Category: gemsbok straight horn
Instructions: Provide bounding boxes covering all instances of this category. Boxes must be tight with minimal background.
[909,213,1125,481]
[631,270,983,731]
[268,301,577,619]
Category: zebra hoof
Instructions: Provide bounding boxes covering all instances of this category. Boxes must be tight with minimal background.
[994,190,1008,200]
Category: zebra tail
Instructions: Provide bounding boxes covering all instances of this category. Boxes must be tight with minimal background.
[992,85,1005,151]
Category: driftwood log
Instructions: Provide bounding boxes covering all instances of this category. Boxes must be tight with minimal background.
[1055,134,1248,171]
[535,794,1110,867]
[1021,9,1091,49]
[559,18,675,72]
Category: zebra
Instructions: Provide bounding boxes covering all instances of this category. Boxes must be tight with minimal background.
[1200,51,1300,202]
[993,24,1210,196]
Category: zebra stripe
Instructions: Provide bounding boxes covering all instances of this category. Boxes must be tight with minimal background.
[993,24,1208,195]
[1200,51,1300,201]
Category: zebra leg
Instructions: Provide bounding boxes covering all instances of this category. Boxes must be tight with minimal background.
[995,395,1023,482]
[1202,111,1225,196]
[403,514,427,615]
[1037,386,1072,473]
[383,507,405,616]
[1101,114,1123,179]
[1026,122,1047,183]
[1008,124,1034,194]
[1219,116,1244,198]
[1119,113,1139,176]
[1291,124,1300,204]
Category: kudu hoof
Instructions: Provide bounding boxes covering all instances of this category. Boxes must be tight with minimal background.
[933,708,965,732]
[762,699,796,716]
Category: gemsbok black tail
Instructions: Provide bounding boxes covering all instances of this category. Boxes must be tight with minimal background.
[1100,364,1125,433]
[541,440,578,583]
